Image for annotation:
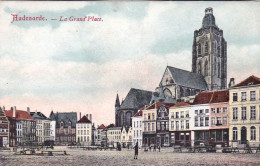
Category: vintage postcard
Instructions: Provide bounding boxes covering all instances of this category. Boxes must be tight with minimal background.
[0,1,259,166]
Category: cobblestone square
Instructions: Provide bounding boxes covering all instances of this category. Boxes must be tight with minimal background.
[1,147,260,166]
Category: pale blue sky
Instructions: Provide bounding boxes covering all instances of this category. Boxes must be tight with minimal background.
[0,2,259,124]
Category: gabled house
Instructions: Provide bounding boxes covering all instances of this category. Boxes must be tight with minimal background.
[49,112,77,145]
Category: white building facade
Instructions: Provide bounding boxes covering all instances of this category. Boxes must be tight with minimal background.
[131,110,143,147]
[76,115,92,146]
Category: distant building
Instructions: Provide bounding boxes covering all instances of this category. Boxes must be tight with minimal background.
[5,107,16,147]
[0,107,9,147]
[50,119,56,141]
[156,103,174,147]
[208,90,229,147]
[120,126,132,147]
[5,107,36,146]
[76,115,92,146]
[191,95,211,146]
[115,88,152,127]
[96,124,106,146]
[131,109,143,147]
[49,111,77,145]
[229,75,260,146]
[169,102,192,147]
[107,127,121,147]
[30,111,51,143]
[92,123,96,146]
[143,102,173,147]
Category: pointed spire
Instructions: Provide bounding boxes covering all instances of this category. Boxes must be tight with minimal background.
[115,92,120,107]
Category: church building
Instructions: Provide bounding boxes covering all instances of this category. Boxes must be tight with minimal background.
[115,7,227,129]
[155,7,227,102]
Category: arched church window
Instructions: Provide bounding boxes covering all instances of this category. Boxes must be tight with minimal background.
[198,44,201,56]
[204,60,208,76]
[198,61,202,74]
[205,42,208,53]
[180,87,184,97]
[214,58,217,75]
[126,112,132,127]
[218,62,221,78]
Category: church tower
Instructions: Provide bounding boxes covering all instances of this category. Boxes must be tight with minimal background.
[192,7,227,91]
[115,93,120,126]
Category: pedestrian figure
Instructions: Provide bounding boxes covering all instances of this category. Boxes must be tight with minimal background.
[149,145,151,152]
[134,142,138,159]
[158,145,161,152]
[153,144,156,152]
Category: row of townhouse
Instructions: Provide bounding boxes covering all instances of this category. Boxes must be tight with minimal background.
[131,75,260,147]
[0,106,96,147]
[93,123,132,148]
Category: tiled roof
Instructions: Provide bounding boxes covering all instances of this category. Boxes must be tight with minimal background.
[77,115,91,123]
[97,124,106,130]
[5,110,34,120]
[106,123,115,129]
[172,102,190,108]
[193,90,229,105]
[232,75,260,88]
[49,112,77,128]
[133,110,142,117]
[30,112,48,120]
[119,88,152,110]
[167,66,208,90]
[145,102,174,110]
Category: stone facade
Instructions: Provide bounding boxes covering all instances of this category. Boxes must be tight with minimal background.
[0,107,9,147]
[192,7,227,91]
[229,76,260,146]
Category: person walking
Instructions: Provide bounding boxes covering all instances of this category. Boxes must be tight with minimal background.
[153,144,156,152]
[158,145,161,152]
[134,142,139,159]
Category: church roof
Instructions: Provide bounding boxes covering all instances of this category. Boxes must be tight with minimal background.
[119,88,152,110]
[232,75,260,88]
[193,90,229,105]
[167,66,208,90]
[77,115,91,123]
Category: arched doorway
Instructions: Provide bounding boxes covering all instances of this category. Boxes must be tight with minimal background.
[241,127,247,144]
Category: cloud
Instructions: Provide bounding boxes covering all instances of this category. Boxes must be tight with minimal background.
[0,2,259,125]
[2,1,91,13]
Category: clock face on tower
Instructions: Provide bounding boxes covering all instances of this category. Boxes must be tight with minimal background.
[163,88,172,98]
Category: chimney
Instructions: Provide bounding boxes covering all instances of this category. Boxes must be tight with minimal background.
[27,107,30,114]
[3,106,5,111]
[11,107,13,110]
[86,114,88,119]
[228,78,235,88]
[90,114,92,122]
[13,106,16,118]
[80,112,82,119]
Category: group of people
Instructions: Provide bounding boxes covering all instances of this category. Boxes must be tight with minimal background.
[133,143,161,159]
